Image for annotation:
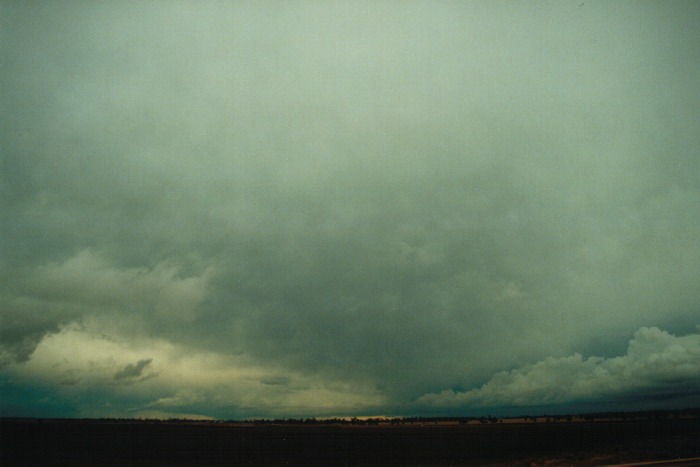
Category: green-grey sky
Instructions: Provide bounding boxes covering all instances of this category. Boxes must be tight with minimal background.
[2,0,700,419]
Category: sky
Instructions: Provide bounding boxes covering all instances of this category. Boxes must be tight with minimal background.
[1,1,700,420]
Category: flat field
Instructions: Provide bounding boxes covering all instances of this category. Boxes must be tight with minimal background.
[2,417,699,465]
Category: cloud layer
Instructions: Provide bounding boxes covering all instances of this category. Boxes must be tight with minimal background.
[6,323,384,418]
[2,1,700,418]
[415,327,700,411]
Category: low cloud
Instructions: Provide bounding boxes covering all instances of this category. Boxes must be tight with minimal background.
[0,297,68,367]
[260,376,291,386]
[6,324,386,418]
[114,358,154,381]
[146,390,204,408]
[0,250,213,367]
[415,327,700,409]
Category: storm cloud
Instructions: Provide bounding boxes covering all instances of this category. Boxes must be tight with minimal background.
[1,1,699,419]
[415,327,700,411]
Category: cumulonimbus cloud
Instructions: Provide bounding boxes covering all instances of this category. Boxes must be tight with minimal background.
[414,327,700,409]
[2,1,700,419]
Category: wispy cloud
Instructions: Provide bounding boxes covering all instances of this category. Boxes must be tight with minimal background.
[114,358,154,382]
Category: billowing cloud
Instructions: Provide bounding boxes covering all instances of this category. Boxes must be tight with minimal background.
[415,327,700,410]
[0,249,212,368]
[1,1,700,418]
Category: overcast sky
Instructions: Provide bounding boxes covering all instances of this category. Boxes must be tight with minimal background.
[2,1,700,419]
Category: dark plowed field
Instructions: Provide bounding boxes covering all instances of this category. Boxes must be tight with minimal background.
[2,418,699,465]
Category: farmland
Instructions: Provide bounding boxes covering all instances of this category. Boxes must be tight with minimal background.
[2,411,699,465]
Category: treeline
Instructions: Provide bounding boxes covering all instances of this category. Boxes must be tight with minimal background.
[241,408,700,425]
[236,408,700,425]
[243,416,496,425]
[517,407,700,423]
[5,407,698,425]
